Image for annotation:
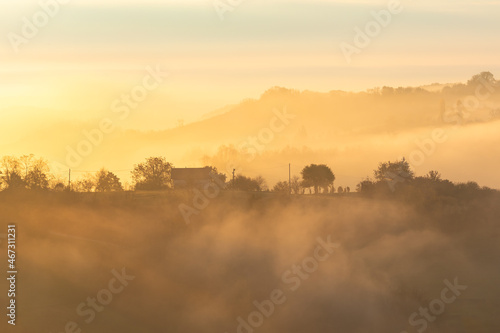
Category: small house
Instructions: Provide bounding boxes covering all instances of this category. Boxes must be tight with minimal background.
[171,167,212,189]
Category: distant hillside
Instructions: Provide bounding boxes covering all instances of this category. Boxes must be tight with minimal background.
[2,72,500,188]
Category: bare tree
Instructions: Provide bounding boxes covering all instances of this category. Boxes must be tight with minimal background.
[272,181,289,193]
[25,157,50,190]
[0,156,24,190]
[74,173,96,192]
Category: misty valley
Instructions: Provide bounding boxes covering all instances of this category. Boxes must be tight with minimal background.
[1,0,500,329]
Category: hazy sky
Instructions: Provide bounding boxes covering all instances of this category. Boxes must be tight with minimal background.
[1,0,499,129]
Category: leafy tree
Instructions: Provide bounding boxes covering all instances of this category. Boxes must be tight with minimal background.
[205,166,227,186]
[95,169,123,192]
[373,158,414,185]
[301,178,314,194]
[356,178,376,193]
[467,71,496,86]
[52,182,66,191]
[229,175,262,191]
[132,157,172,191]
[301,164,335,194]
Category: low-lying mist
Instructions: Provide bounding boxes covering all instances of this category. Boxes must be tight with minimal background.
[1,189,499,332]
[4,75,500,190]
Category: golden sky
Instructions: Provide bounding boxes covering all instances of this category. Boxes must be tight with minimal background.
[0,0,499,129]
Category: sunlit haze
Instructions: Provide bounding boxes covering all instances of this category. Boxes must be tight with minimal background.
[1,0,499,127]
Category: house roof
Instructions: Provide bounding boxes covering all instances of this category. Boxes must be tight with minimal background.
[171,168,211,181]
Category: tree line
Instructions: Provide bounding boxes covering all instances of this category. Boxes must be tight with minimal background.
[0,154,495,196]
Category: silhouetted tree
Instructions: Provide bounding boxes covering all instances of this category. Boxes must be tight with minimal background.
[290,176,301,194]
[356,178,376,193]
[20,154,34,178]
[425,170,442,182]
[132,157,172,191]
[0,156,24,190]
[229,175,262,191]
[301,178,314,194]
[6,172,25,190]
[0,155,52,190]
[329,185,335,194]
[273,176,301,194]
[205,166,227,186]
[25,157,50,190]
[96,169,123,192]
[74,173,95,192]
[52,182,66,191]
[374,158,414,191]
[254,175,268,191]
[467,71,496,87]
[457,181,480,191]
[273,181,289,193]
[301,164,335,194]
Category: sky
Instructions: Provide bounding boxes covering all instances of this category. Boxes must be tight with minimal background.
[1,0,500,129]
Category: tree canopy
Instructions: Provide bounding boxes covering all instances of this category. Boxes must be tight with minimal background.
[229,175,264,191]
[301,164,335,194]
[0,155,50,190]
[373,158,414,189]
[96,169,123,192]
[132,157,172,191]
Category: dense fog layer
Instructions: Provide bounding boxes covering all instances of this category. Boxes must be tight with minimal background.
[1,190,498,332]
